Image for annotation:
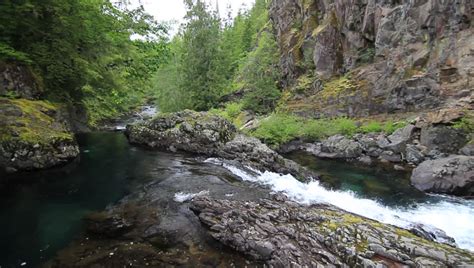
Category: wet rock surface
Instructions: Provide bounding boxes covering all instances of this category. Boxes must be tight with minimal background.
[411,155,474,196]
[0,98,79,173]
[46,155,270,268]
[126,110,313,179]
[191,195,474,267]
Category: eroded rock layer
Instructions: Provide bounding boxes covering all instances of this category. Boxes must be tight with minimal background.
[270,0,473,117]
[191,195,474,267]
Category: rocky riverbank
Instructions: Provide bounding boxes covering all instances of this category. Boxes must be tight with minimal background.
[45,111,474,267]
[279,110,473,197]
[125,110,313,179]
[191,194,474,267]
[0,62,80,174]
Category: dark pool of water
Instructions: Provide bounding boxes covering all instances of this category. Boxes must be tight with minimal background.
[285,151,427,207]
[0,132,194,268]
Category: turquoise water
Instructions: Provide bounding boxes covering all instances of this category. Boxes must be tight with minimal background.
[1,134,472,267]
[0,133,180,268]
[285,151,425,206]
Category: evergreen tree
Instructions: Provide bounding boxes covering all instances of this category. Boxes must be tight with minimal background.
[180,0,225,110]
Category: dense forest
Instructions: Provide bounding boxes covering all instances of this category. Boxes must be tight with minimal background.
[0,0,278,126]
[0,0,169,125]
[154,0,280,114]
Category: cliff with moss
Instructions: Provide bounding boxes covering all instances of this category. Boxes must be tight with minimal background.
[0,62,79,174]
[270,0,473,119]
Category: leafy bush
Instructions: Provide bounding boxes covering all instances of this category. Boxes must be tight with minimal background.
[252,114,303,146]
[360,121,383,134]
[382,121,408,134]
[452,115,474,134]
[209,102,243,121]
[250,113,410,146]
[332,117,358,136]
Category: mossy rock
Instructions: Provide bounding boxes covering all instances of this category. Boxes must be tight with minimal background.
[0,98,74,144]
[0,97,79,172]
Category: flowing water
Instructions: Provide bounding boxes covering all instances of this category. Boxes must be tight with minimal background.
[1,133,473,267]
[215,151,474,252]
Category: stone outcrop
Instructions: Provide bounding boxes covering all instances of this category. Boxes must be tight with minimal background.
[284,120,473,196]
[191,195,474,267]
[0,98,79,173]
[126,110,312,179]
[294,120,469,167]
[270,0,473,118]
[0,61,43,100]
[411,155,474,196]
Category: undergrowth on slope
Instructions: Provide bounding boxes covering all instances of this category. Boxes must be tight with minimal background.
[250,113,408,147]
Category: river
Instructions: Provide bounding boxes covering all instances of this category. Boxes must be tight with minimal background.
[0,132,473,267]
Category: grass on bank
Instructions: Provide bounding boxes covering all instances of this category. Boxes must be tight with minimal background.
[250,113,407,147]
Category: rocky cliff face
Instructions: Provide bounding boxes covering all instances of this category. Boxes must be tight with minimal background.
[270,0,473,118]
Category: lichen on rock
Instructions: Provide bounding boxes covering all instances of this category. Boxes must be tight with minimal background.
[191,195,474,267]
[0,97,79,173]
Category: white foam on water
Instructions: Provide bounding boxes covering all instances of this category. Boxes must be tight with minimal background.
[174,190,209,203]
[213,159,474,252]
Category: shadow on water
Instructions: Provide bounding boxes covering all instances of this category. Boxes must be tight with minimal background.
[0,132,192,267]
[0,132,269,267]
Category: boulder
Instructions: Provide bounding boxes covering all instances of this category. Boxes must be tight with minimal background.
[405,144,425,165]
[126,111,313,179]
[382,124,416,153]
[420,125,468,154]
[191,195,474,267]
[126,110,237,155]
[0,98,79,173]
[460,143,474,156]
[321,135,363,159]
[411,155,474,196]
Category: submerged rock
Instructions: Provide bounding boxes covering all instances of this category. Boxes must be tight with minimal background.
[411,155,474,196]
[0,98,79,173]
[191,195,474,267]
[126,110,312,179]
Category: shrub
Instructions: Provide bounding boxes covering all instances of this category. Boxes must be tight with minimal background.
[360,121,383,134]
[332,117,358,137]
[252,114,302,146]
[383,121,408,134]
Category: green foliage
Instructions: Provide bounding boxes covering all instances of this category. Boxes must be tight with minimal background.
[238,31,282,114]
[209,102,243,121]
[251,113,409,146]
[152,0,277,114]
[452,115,474,134]
[382,121,408,134]
[360,121,383,134]
[252,114,303,146]
[0,0,169,125]
[178,0,225,111]
[0,43,31,63]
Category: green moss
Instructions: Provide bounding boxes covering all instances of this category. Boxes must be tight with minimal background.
[320,75,357,100]
[452,113,474,134]
[0,98,73,144]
